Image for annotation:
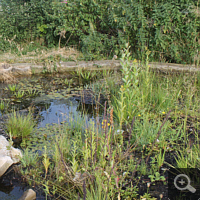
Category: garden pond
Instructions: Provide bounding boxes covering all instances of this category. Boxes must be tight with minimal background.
[0,72,107,199]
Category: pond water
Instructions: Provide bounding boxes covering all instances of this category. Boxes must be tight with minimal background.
[0,186,28,200]
[0,186,45,200]
[37,97,97,128]
[0,165,46,200]
[0,73,104,200]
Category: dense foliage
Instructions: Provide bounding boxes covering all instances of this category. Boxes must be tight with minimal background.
[0,0,199,63]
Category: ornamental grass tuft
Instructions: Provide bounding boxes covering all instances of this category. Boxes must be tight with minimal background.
[5,110,36,138]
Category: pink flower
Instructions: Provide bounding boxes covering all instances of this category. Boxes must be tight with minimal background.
[61,0,67,3]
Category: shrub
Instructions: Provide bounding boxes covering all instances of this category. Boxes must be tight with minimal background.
[0,0,199,63]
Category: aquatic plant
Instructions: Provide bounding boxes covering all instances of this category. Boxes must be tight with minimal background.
[5,110,36,138]
[26,89,40,97]
[72,69,98,83]
[14,90,25,98]
[0,99,10,113]
[7,84,19,92]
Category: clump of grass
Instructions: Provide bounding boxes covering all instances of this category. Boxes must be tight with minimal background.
[5,110,36,138]
[7,84,19,92]
[14,90,25,98]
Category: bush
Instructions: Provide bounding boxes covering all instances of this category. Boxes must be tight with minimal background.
[0,0,199,63]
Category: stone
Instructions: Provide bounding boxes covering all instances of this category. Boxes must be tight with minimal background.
[0,135,22,177]
[0,156,13,177]
[18,189,36,200]
[10,147,23,163]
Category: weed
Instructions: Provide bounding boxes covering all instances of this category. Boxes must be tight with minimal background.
[20,148,39,168]
[42,58,59,74]
[140,193,157,200]
[148,172,165,183]
[71,69,98,84]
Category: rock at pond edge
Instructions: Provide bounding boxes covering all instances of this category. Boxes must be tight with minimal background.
[18,189,36,200]
[0,135,22,177]
[0,156,13,177]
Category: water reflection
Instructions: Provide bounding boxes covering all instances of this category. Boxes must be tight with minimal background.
[36,97,100,128]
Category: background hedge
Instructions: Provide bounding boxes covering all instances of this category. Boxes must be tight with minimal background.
[0,0,199,63]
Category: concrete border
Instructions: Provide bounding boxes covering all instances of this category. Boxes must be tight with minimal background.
[0,60,199,81]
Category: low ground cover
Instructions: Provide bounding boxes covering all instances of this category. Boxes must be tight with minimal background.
[1,47,200,199]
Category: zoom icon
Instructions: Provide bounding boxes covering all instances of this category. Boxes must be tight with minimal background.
[174,174,196,193]
[168,168,200,200]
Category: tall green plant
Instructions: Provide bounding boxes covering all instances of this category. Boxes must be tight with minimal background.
[113,45,141,126]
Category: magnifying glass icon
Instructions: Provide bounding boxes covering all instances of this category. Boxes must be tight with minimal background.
[174,174,196,193]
